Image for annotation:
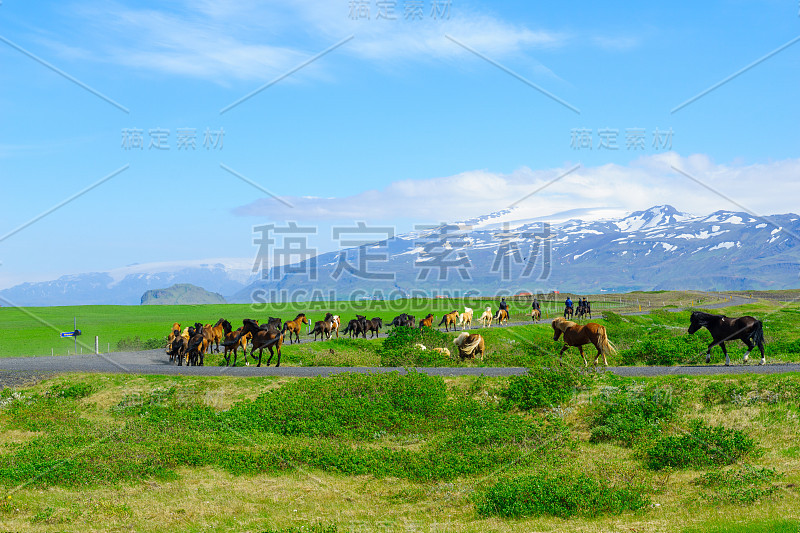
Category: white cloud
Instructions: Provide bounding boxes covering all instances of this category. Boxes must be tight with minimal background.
[232,153,800,224]
[53,1,570,81]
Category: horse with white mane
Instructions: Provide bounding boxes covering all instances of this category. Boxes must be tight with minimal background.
[479,306,493,327]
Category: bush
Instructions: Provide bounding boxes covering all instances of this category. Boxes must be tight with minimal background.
[378,326,455,367]
[225,371,448,439]
[476,473,649,518]
[589,384,678,446]
[47,383,93,400]
[644,420,756,470]
[619,328,712,366]
[501,366,588,410]
[693,466,781,504]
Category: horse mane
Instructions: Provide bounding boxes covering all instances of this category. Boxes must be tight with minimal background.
[691,311,723,326]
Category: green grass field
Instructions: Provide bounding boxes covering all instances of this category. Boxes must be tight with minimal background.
[0,291,732,359]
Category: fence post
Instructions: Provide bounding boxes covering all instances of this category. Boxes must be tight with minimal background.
[95,336,99,355]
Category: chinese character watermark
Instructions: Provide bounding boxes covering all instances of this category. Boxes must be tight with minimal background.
[121,127,224,150]
[253,222,318,281]
[570,127,673,150]
[413,223,472,281]
[348,0,451,20]
[331,222,396,281]
[490,222,551,281]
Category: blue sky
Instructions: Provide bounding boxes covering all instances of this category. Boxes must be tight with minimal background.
[1,0,799,287]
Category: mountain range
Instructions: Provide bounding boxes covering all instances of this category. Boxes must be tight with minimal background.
[231,205,800,302]
[2,205,798,306]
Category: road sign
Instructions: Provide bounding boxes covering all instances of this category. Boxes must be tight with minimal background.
[60,330,81,338]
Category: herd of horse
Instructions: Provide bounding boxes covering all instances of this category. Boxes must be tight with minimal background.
[164,305,767,369]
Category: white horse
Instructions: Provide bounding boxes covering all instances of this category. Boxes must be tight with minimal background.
[479,306,493,327]
[458,307,474,329]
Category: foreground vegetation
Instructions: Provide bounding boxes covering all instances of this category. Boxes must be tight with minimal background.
[0,369,798,532]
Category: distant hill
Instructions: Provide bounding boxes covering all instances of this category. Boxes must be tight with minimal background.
[0,260,253,306]
[141,284,227,305]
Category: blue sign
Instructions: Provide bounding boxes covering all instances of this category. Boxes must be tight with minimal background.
[60,332,75,338]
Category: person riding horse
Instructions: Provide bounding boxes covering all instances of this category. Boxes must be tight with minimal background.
[531,298,540,312]
[564,297,573,318]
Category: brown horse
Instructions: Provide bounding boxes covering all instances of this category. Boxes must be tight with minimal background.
[282,313,309,344]
[438,310,460,332]
[530,309,541,322]
[186,323,209,366]
[235,318,283,367]
[453,332,485,360]
[203,318,226,353]
[167,328,188,364]
[309,313,335,341]
[418,313,434,329]
[494,308,509,326]
[552,317,616,366]
[221,320,251,366]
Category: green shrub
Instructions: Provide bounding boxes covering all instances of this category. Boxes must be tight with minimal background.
[476,473,649,518]
[48,382,93,399]
[501,366,588,410]
[693,466,781,504]
[644,420,756,470]
[589,384,678,446]
[225,371,448,439]
[620,328,712,366]
[378,326,455,367]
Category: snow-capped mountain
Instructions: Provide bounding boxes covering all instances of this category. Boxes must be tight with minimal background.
[0,259,257,306]
[231,205,800,301]
[5,205,799,306]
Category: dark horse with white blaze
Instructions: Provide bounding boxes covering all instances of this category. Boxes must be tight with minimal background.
[688,311,765,366]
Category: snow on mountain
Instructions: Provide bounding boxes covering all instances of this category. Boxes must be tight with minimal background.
[5,205,800,306]
[233,204,800,301]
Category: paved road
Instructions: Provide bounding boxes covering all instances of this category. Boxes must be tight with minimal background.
[2,295,791,387]
[1,346,799,388]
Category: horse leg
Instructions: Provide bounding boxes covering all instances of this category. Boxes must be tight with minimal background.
[579,346,588,367]
[558,345,569,365]
[742,338,754,364]
[265,346,274,366]
[256,348,264,367]
[720,342,730,366]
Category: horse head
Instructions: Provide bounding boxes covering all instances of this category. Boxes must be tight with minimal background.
[688,311,704,334]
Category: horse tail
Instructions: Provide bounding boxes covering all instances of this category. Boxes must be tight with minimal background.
[752,320,765,348]
[597,325,617,356]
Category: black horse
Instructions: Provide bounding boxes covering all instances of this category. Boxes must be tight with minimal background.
[688,311,765,366]
[390,313,415,328]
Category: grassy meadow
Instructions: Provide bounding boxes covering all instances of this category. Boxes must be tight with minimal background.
[0,291,735,359]
[0,370,798,532]
[1,290,800,531]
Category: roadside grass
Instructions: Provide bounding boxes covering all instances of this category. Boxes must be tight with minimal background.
[0,371,798,532]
